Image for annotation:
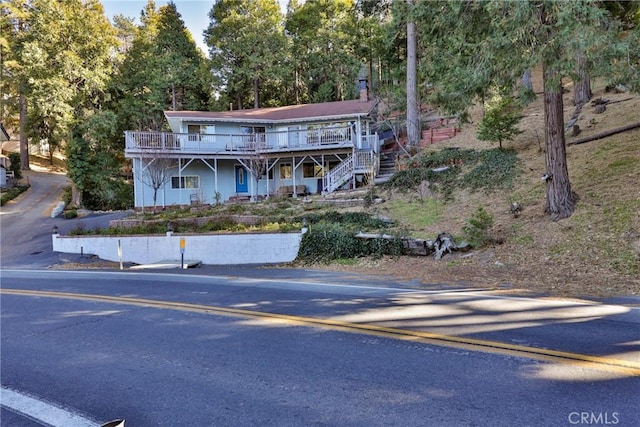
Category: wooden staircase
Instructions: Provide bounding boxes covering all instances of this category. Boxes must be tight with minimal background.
[374,151,397,185]
[322,150,377,193]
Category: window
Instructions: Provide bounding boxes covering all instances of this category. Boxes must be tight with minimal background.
[280,163,292,179]
[187,125,202,142]
[241,126,266,146]
[171,176,199,189]
[303,163,324,178]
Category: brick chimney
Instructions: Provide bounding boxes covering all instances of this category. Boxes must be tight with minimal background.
[359,78,368,102]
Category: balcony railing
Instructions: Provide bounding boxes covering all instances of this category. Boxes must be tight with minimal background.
[125,126,378,155]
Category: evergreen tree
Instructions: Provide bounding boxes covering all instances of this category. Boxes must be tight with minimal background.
[2,0,117,165]
[66,111,130,210]
[205,0,287,109]
[285,0,362,103]
[113,1,211,131]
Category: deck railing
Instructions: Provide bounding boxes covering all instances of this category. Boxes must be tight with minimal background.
[125,126,375,155]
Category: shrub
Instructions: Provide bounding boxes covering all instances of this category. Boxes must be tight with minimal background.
[462,206,494,248]
[477,94,523,149]
[296,212,405,262]
[8,153,22,180]
[460,148,519,192]
[1,184,30,205]
[62,185,73,205]
[63,209,78,219]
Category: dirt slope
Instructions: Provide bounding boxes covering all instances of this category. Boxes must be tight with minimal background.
[318,74,640,300]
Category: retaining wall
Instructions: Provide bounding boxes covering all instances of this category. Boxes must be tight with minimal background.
[52,231,304,265]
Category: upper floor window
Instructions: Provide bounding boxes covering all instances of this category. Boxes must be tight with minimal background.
[187,125,202,142]
[241,126,266,146]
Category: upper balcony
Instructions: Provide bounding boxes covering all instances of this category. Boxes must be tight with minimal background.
[125,126,379,157]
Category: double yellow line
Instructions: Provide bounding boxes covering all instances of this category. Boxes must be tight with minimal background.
[3,288,640,376]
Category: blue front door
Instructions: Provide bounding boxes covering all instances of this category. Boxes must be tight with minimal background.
[235,165,248,193]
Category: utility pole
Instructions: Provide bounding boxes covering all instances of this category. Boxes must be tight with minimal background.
[406,0,420,147]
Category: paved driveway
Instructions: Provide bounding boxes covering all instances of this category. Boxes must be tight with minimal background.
[0,169,129,268]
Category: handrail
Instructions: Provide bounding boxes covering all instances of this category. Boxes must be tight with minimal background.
[125,127,364,154]
[323,155,354,193]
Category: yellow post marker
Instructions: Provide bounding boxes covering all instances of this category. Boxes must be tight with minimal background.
[180,237,186,269]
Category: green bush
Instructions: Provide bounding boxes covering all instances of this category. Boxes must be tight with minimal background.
[385,148,520,200]
[477,94,523,149]
[62,185,73,205]
[462,206,494,248]
[63,209,78,219]
[8,153,22,180]
[297,211,391,229]
[1,184,30,205]
[460,148,519,192]
[297,220,405,263]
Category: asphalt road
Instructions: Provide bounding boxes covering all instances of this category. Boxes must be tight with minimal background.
[2,270,639,426]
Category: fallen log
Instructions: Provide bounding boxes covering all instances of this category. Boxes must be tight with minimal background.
[355,231,470,259]
[568,121,640,146]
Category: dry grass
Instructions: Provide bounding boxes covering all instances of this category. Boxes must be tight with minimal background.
[319,71,640,300]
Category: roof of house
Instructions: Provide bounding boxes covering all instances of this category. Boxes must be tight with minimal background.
[164,98,378,126]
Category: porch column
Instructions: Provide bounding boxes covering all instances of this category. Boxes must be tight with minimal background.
[292,156,297,197]
[178,158,183,206]
[136,157,143,210]
[250,167,255,201]
[265,158,270,199]
[214,158,218,199]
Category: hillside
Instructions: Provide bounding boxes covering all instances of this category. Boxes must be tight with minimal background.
[319,74,640,300]
[4,73,637,300]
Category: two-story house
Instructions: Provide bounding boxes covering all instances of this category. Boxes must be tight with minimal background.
[125,84,381,209]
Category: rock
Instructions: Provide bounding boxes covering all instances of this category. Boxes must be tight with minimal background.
[510,202,522,218]
[570,124,581,137]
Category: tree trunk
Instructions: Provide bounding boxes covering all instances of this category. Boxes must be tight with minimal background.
[253,77,259,109]
[543,62,577,221]
[521,69,534,92]
[573,54,592,107]
[406,0,420,146]
[71,183,82,208]
[19,93,30,170]
[568,121,640,145]
[520,69,536,103]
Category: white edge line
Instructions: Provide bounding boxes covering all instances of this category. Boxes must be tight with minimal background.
[1,386,100,427]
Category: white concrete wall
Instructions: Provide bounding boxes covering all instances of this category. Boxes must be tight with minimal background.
[52,231,304,265]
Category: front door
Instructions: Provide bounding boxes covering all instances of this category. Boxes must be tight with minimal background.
[235,165,248,193]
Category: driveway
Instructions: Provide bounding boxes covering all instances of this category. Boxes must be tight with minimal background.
[0,168,129,268]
